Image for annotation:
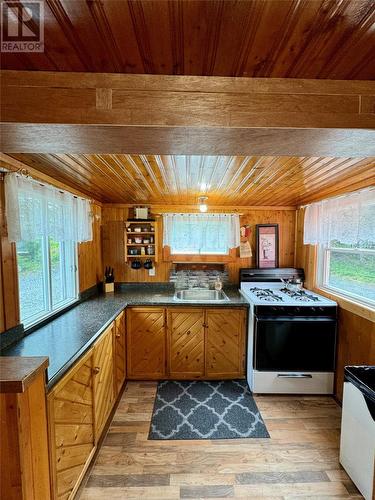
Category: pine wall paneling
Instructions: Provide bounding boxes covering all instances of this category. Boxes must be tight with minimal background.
[102,205,296,284]
[0,178,20,333]
[78,203,103,293]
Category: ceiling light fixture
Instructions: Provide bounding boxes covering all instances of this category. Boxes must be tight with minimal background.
[198,196,208,212]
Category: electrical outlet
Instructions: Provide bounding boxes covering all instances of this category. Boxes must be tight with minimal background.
[148,267,156,276]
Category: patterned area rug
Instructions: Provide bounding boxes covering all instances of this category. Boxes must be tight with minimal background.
[148,380,269,440]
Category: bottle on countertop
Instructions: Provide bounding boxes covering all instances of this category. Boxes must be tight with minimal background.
[214,277,222,291]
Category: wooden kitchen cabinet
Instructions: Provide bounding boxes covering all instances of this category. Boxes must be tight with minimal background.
[205,308,246,378]
[1,357,51,500]
[168,308,205,378]
[126,306,247,380]
[47,312,126,499]
[47,350,95,500]
[93,323,115,438]
[126,307,166,379]
[113,311,126,396]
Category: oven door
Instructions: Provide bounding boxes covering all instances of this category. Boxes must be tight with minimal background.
[254,316,336,372]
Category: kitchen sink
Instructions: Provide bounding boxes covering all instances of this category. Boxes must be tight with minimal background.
[173,288,229,302]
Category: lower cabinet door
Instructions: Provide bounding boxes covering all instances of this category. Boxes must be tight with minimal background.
[113,311,126,396]
[126,307,166,379]
[206,308,246,378]
[168,308,205,378]
[93,324,115,438]
[47,350,95,500]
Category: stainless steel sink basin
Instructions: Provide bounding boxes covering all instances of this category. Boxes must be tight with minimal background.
[173,288,229,302]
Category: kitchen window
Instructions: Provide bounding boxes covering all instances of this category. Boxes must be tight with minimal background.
[304,188,375,307]
[319,245,374,305]
[163,213,240,255]
[17,238,77,327]
[5,173,93,328]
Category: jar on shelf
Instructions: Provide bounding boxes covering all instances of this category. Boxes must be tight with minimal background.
[146,245,154,255]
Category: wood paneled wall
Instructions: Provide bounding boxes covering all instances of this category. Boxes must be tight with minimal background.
[102,206,170,284]
[295,208,375,403]
[0,178,20,333]
[78,203,103,293]
[102,206,296,285]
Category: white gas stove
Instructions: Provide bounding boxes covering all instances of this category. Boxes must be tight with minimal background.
[240,268,337,394]
[240,282,337,307]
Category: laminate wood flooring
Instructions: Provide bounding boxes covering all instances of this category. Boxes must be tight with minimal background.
[78,382,362,499]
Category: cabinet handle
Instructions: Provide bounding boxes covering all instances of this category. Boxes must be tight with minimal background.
[93,366,100,374]
[186,330,191,335]
[115,333,121,338]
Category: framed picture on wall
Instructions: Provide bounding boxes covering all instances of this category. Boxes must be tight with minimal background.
[256,224,279,268]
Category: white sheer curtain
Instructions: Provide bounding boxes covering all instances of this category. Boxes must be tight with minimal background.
[5,173,93,243]
[303,188,375,247]
[163,213,240,253]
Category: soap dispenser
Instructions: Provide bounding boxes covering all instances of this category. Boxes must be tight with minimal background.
[214,277,222,291]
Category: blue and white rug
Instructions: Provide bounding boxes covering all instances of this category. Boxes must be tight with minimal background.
[148,380,269,440]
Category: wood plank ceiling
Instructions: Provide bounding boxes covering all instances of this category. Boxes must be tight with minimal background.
[2,0,375,79]
[8,154,375,207]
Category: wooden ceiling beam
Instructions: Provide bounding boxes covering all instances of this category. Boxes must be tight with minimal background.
[2,124,375,157]
[1,71,374,156]
[1,71,374,129]
[3,71,375,95]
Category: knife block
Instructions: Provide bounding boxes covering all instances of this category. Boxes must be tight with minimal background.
[104,282,114,293]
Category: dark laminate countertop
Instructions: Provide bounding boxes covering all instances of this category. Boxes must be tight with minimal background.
[115,284,248,307]
[1,285,248,390]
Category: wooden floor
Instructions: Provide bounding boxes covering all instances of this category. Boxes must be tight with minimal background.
[78,381,362,499]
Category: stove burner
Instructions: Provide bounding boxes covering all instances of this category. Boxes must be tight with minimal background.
[249,287,283,302]
[280,288,320,302]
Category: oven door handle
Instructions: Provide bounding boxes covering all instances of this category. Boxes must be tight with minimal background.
[277,373,313,378]
[255,316,336,321]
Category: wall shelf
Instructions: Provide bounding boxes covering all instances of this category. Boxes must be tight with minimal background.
[125,220,158,263]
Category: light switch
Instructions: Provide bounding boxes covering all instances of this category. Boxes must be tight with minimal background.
[148,267,156,276]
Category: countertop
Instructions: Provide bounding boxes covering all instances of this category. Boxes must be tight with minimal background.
[1,285,248,390]
[0,356,49,393]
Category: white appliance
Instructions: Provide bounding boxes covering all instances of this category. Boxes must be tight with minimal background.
[240,268,337,394]
[340,366,375,500]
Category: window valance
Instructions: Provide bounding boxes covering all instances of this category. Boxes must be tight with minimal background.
[303,189,375,248]
[163,213,240,254]
[5,173,93,243]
